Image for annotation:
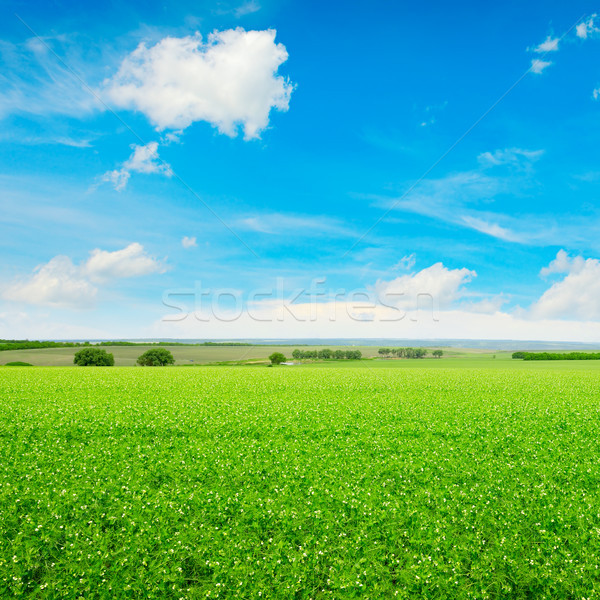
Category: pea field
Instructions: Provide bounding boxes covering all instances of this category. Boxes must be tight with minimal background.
[1,366,600,599]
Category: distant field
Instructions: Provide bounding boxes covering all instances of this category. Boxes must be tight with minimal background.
[0,344,486,366]
[0,344,371,366]
[2,366,600,597]
[3,344,600,368]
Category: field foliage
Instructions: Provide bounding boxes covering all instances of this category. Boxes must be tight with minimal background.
[1,367,599,598]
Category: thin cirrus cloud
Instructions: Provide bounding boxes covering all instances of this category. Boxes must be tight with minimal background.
[104,28,294,140]
[237,213,354,238]
[0,36,103,120]
[367,147,542,243]
[2,243,166,308]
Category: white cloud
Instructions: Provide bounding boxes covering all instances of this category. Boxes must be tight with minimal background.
[460,295,508,315]
[392,254,416,271]
[2,243,165,308]
[531,59,552,74]
[0,37,103,120]
[235,1,261,17]
[372,147,543,244]
[182,236,197,248]
[477,147,544,168]
[2,255,97,308]
[460,216,523,243]
[539,249,585,277]
[102,142,171,191]
[374,263,476,311]
[593,88,600,100]
[532,250,600,320]
[532,36,559,53]
[106,28,293,140]
[237,213,352,237]
[576,15,599,39]
[102,168,130,192]
[83,243,166,282]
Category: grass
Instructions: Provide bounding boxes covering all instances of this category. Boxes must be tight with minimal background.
[1,365,600,598]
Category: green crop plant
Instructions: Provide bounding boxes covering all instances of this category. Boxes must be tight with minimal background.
[1,366,599,598]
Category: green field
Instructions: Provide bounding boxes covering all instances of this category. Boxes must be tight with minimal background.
[0,343,550,367]
[0,344,386,366]
[2,366,600,598]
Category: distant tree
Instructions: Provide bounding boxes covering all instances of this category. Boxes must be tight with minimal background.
[345,350,362,360]
[74,348,114,366]
[432,350,443,358]
[333,349,346,359]
[512,351,526,359]
[378,347,392,356]
[292,349,302,360]
[269,352,286,365]
[318,349,332,360]
[415,348,428,358]
[137,348,174,366]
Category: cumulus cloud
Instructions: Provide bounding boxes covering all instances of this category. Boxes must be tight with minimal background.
[531,59,552,74]
[105,28,293,140]
[374,262,476,311]
[102,142,171,191]
[83,243,166,282]
[181,236,197,248]
[2,255,98,308]
[576,15,599,39]
[2,243,165,308]
[531,250,600,320]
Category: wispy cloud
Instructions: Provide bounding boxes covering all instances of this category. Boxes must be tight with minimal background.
[101,142,172,191]
[363,147,567,245]
[531,36,560,53]
[236,213,354,238]
[530,59,552,74]
[181,236,197,249]
[460,216,524,243]
[0,36,103,120]
[576,14,599,39]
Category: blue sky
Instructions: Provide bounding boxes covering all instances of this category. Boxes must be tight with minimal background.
[2,0,600,340]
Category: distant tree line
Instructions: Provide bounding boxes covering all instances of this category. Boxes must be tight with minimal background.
[0,339,253,352]
[512,351,600,361]
[292,349,363,360]
[0,340,91,352]
[378,347,439,358]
